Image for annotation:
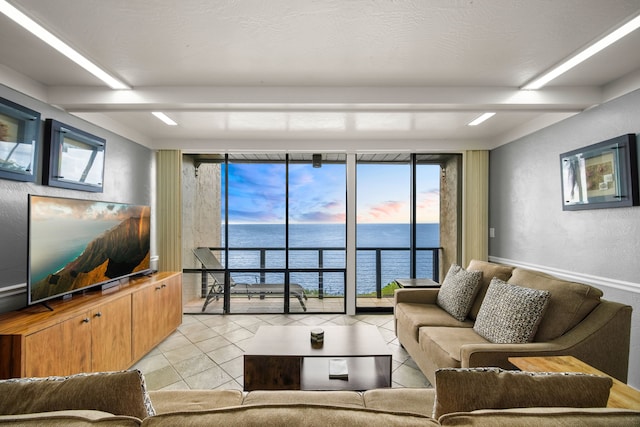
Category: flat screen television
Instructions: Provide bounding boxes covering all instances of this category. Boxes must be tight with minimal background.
[28,194,151,306]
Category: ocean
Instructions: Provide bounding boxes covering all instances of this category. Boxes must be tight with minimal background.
[221,223,439,295]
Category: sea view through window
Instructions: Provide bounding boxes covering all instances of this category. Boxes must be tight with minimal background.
[216,156,440,299]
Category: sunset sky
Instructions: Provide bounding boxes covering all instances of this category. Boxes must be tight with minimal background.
[223,162,440,224]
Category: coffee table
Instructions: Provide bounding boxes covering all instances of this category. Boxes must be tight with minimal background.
[243,325,392,391]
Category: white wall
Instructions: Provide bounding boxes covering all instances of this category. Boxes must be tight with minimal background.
[489,88,640,388]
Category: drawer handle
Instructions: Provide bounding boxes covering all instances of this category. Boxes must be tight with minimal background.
[94,312,102,318]
[161,284,167,288]
[82,318,90,323]
[155,286,162,290]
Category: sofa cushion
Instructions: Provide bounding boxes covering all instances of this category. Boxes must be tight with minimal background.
[140,404,440,427]
[0,410,141,426]
[419,327,489,367]
[396,303,474,341]
[473,279,550,344]
[149,390,243,414]
[433,367,613,418]
[243,390,364,408]
[439,407,640,426]
[467,260,515,319]
[0,370,154,420]
[508,268,602,341]
[363,388,436,417]
[436,264,482,321]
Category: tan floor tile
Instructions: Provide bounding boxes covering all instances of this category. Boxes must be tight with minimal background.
[157,334,191,352]
[195,335,232,353]
[163,343,204,364]
[183,365,233,390]
[219,356,244,379]
[132,353,171,373]
[144,365,182,391]
[222,327,254,343]
[392,363,432,388]
[207,344,244,364]
[183,327,220,343]
[172,354,217,378]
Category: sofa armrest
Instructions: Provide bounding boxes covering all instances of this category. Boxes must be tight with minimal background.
[461,342,565,369]
[460,299,631,382]
[394,288,439,305]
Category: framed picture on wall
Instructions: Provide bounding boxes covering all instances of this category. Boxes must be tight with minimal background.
[0,97,41,182]
[560,134,638,210]
[43,119,106,192]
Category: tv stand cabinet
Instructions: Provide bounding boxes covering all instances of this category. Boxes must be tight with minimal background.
[0,272,182,379]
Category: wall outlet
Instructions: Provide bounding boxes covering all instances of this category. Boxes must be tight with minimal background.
[489,228,495,238]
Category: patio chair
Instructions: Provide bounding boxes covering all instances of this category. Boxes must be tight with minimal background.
[193,247,307,312]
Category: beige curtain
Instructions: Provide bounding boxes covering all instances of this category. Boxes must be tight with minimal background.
[156,150,182,272]
[462,150,489,266]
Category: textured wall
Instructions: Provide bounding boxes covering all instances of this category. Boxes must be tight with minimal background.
[489,88,640,387]
[181,158,221,303]
[0,85,153,312]
[439,154,461,278]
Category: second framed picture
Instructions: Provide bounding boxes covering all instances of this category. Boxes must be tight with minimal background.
[44,119,106,192]
[560,134,638,210]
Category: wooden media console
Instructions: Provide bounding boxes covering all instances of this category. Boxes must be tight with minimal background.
[0,271,182,379]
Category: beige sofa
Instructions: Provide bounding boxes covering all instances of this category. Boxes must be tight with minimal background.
[394,260,633,385]
[1,369,639,426]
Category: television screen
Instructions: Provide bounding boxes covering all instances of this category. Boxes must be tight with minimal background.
[28,195,151,305]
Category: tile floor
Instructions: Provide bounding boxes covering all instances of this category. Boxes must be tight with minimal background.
[133,313,431,391]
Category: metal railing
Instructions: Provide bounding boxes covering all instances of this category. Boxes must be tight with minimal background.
[184,246,441,300]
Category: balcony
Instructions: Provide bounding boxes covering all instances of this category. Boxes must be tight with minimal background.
[183,246,441,314]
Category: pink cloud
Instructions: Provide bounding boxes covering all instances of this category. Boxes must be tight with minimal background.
[360,200,408,222]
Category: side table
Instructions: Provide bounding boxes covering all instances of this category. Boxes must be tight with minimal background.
[509,355,640,410]
[395,278,439,288]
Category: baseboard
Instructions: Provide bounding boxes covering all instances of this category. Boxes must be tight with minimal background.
[0,282,26,298]
[0,283,27,313]
[489,256,640,295]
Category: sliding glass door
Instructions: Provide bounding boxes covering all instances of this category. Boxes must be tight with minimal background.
[355,154,441,311]
[217,154,346,314]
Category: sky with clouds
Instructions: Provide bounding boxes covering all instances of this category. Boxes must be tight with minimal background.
[223,162,440,224]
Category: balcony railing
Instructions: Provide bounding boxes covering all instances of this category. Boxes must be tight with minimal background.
[184,246,441,302]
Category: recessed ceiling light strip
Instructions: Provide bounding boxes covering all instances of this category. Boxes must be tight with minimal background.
[0,0,130,90]
[468,112,496,126]
[152,112,178,126]
[522,13,640,90]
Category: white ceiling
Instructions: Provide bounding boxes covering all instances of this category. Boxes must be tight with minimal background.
[1,0,640,153]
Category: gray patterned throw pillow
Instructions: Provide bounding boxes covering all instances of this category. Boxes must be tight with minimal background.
[473,278,550,343]
[436,264,482,321]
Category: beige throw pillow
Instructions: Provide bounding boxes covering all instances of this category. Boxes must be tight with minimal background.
[436,264,482,321]
[433,367,612,419]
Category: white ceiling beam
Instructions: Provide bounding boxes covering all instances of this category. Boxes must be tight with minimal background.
[47,85,602,112]
[153,137,490,154]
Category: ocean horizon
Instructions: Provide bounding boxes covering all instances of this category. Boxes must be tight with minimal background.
[220,223,439,295]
